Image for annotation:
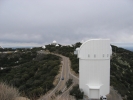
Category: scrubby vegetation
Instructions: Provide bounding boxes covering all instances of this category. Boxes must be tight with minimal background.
[110,45,133,100]
[0,48,60,99]
[0,82,20,100]
[66,79,73,88]
[0,50,36,68]
[69,84,84,100]
[45,42,82,73]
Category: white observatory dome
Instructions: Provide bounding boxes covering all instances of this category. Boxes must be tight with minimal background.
[56,44,59,47]
[42,45,46,49]
[53,40,57,44]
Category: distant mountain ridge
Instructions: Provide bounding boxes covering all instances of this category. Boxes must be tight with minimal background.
[124,47,133,51]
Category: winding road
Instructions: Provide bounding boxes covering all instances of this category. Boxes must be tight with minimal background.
[38,54,78,100]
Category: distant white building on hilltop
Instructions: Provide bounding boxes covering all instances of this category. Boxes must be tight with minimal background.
[51,40,60,47]
[51,40,57,45]
[75,39,112,99]
[42,45,46,49]
[56,44,59,47]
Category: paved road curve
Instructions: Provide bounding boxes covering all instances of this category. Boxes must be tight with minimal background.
[38,54,78,100]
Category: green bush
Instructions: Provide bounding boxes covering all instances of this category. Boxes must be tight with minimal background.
[66,79,73,88]
[69,84,84,100]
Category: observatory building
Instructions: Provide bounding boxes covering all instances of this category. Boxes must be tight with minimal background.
[75,39,112,99]
[42,45,46,49]
[51,40,57,45]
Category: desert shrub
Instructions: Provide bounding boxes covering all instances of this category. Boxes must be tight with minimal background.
[69,84,84,100]
[66,79,73,88]
[0,82,20,100]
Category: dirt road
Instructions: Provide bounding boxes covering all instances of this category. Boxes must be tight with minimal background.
[38,55,78,100]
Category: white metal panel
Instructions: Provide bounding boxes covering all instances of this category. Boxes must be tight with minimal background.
[89,89,99,99]
[79,59,110,96]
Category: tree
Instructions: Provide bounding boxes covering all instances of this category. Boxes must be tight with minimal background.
[69,84,84,100]
[66,79,73,88]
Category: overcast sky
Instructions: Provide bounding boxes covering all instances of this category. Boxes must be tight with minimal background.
[0,0,133,47]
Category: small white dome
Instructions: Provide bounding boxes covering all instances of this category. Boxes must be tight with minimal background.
[42,45,46,49]
[56,44,59,46]
[53,40,57,43]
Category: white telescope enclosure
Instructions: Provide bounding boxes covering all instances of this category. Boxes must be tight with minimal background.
[75,39,112,99]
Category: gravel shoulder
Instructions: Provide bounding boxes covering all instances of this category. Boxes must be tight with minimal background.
[15,97,30,100]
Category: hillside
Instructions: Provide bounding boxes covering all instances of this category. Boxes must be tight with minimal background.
[0,48,61,99]
[0,44,133,100]
[110,45,133,100]
[45,43,81,73]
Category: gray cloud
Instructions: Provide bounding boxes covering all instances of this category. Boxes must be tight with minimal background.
[0,0,133,47]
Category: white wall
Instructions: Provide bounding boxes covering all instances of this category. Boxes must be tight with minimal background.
[78,39,111,99]
[79,59,110,96]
